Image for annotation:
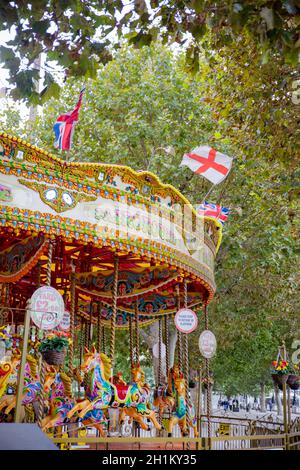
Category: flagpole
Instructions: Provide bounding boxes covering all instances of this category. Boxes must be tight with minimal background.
[201,183,215,204]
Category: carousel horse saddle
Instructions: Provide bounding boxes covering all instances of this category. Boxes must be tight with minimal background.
[115,384,129,401]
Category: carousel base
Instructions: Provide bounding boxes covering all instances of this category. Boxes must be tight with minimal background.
[0,424,58,450]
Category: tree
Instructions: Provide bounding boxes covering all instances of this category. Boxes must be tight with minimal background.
[0,42,298,392]
[0,1,299,102]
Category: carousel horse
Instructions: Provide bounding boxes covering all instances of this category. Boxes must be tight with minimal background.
[167,375,198,438]
[0,348,23,400]
[0,363,12,399]
[153,366,180,416]
[0,354,41,416]
[66,347,161,432]
[120,364,161,431]
[41,366,107,436]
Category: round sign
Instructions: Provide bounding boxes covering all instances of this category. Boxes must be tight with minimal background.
[30,286,64,330]
[199,330,217,358]
[59,310,70,331]
[152,342,166,359]
[174,308,198,334]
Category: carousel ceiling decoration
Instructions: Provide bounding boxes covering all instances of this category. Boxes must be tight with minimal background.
[0,133,220,306]
[18,179,97,212]
[0,234,48,283]
[76,300,157,329]
[75,265,179,299]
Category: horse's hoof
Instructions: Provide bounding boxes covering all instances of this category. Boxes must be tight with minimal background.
[168,432,172,437]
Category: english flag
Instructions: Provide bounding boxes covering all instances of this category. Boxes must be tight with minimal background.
[180,146,233,184]
[53,88,85,151]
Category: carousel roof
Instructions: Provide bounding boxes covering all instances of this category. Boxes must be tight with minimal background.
[0,133,220,325]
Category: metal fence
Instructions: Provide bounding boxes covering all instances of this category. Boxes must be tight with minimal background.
[49,413,300,450]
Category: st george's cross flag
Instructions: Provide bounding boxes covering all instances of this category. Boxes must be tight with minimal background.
[53,88,85,150]
[180,146,233,184]
[197,202,230,225]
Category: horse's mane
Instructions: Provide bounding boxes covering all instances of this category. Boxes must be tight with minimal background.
[100,353,111,381]
[26,354,38,378]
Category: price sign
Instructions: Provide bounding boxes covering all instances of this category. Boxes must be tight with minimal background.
[30,286,64,330]
[174,308,198,334]
[199,330,217,358]
[59,311,70,331]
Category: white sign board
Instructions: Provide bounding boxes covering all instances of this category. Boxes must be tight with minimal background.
[59,310,70,331]
[174,308,198,334]
[30,286,64,330]
[199,330,217,358]
[153,342,166,359]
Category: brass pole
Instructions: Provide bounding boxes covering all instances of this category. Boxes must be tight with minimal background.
[37,239,53,428]
[158,318,162,385]
[97,302,102,353]
[204,303,212,448]
[135,300,140,364]
[89,302,94,345]
[85,319,89,348]
[176,284,182,372]
[183,279,191,430]
[129,314,134,379]
[287,386,291,431]
[14,302,31,422]
[69,271,76,372]
[164,315,169,374]
[110,255,119,373]
[102,324,106,355]
[197,366,202,437]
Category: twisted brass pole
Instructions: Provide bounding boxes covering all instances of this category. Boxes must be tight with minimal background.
[158,318,162,385]
[204,303,212,445]
[164,315,169,373]
[37,240,53,428]
[176,284,183,372]
[110,255,119,371]
[102,325,106,355]
[69,271,76,373]
[97,302,102,353]
[129,315,134,380]
[135,300,140,364]
[183,279,191,432]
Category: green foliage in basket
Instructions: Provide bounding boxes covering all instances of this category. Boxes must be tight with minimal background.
[38,335,69,353]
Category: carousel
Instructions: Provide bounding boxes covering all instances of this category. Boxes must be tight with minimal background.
[0,132,220,445]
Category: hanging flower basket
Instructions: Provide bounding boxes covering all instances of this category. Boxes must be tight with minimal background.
[287,374,300,390]
[41,348,66,365]
[271,373,289,387]
[38,332,70,365]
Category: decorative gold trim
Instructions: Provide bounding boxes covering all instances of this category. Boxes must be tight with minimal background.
[18,179,97,213]
[0,132,222,250]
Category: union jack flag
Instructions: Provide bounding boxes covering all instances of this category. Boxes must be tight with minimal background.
[53,88,85,150]
[196,202,230,225]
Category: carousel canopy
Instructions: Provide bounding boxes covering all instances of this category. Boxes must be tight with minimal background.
[0,133,220,324]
